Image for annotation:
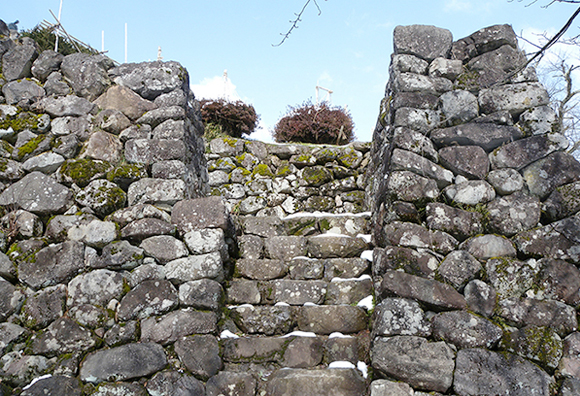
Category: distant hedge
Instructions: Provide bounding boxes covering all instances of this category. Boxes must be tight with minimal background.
[273,101,355,145]
[200,99,259,139]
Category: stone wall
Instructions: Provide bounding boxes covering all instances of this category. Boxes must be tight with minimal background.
[368,24,580,395]
[206,137,370,216]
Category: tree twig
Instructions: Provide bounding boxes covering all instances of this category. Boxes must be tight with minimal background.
[273,0,324,47]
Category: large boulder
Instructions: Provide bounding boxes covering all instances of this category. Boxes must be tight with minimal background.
[394,25,453,62]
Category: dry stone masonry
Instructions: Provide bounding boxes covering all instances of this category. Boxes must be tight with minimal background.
[369,24,580,395]
[1,21,580,396]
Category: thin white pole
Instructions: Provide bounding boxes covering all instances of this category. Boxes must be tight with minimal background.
[124,23,127,63]
[55,0,63,51]
[101,30,104,52]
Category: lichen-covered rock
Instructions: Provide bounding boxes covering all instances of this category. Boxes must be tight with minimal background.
[175,335,222,380]
[373,246,438,279]
[117,279,178,321]
[386,170,439,202]
[444,179,496,205]
[372,298,431,337]
[498,297,577,336]
[171,196,231,233]
[523,151,580,200]
[266,368,366,396]
[501,325,562,369]
[460,234,517,260]
[485,257,539,299]
[383,221,458,255]
[296,305,368,334]
[94,84,157,120]
[391,148,453,188]
[179,279,224,311]
[534,258,580,305]
[432,311,502,349]
[425,202,483,241]
[438,250,482,289]
[30,317,97,357]
[487,168,524,195]
[479,82,550,116]
[33,94,96,117]
[141,309,217,344]
[268,280,327,305]
[128,178,186,206]
[206,371,256,396]
[0,278,22,322]
[487,192,541,236]
[165,251,223,284]
[67,219,118,249]
[1,40,38,81]
[325,277,372,305]
[453,348,554,396]
[307,234,367,258]
[558,332,580,379]
[110,61,188,100]
[439,89,478,125]
[2,79,45,105]
[379,270,466,310]
[393,25,453,62]
[75,179,126,217]
[80,342,167,384]
[60,53,112,101]
[372,336,455,393]
[230,305,293,335]
[67,269,125,307]
[235,258,287,280]
[543,181,580,221]
[490,134,568,170]
[140,235,188,264]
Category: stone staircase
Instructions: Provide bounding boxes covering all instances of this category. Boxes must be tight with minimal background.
[217,212,373,395]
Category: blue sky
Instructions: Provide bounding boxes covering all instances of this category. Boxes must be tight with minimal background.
[3,1,579,142]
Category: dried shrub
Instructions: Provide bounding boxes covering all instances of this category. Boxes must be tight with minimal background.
[273,101,355,145]
[21,26,98,56]
[200,99,259,139]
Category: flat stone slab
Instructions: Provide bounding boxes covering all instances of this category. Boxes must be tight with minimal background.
[266,368,366,396]
[296,305,368,334]
[80,342,167,383]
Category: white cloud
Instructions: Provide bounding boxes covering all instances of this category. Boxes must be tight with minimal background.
[191,71,241,102]
[444,0,473,12]
[250,121,274,143]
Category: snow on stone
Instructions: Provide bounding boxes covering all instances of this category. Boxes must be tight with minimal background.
[303,302,319,306]
[275,302,290,306]
[331,274,372,282]
[357,361,368,378]
[329,332,353,339]
[219,330,240,339]
[281,331,317,338]
[328,361,356,369]
[283,211,371,220]
[23,374,52,390]
[360,250,373,261]
[357,295,374,310]
[357,234,372,243]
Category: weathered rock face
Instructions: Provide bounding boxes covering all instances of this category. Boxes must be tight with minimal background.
[369,23,580,396]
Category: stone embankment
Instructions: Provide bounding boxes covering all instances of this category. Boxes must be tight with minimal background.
[0,21,579,396]
[369,24,580,395]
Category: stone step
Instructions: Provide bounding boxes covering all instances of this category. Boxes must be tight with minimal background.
[265,368,367,396]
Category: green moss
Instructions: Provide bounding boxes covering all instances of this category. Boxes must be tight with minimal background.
[0,158,7,173]
[454,68,480,91]
[0,140,13,154]
[106,164,147,184]
[286,218,317,236]
[319,218,331,232]
[252,164,273,178]
[302,166,331,186]
[60,158,112,187]
[276,162,293,177]
[16,134,48,160]
[337,148,360,168]
[0,112,42,132]
[222,137,239,148]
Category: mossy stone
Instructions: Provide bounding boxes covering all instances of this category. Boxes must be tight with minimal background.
[60,158,112,187]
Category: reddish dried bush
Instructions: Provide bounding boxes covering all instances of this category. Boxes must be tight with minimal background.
[273,101,355,145]
[200,99,259,138]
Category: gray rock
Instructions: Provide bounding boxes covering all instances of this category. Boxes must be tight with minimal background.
[282,337,324,368]
[465,279,496,317]
[393,73,452,96]
[487,168,524,195]
[392,127,438,162]
[111,61,188,100]
[431,123,523,152]
[69,303,108,328]
[560,378,580,396]
[0,278,21,322]
[20,284,66,329]
[221,336,287,362]
[82,130,123,163]
[372,336,455,393]
[2,41,38,81]
[383,221,458,255]
[501,325,562,369]
[151,160,186,179]
[429,57,463,80]
[51,115,90,138]
[269,280,327,305]
[53,134,80,159]
[226,280,261,304]
[18,240,84,290]
[165,251,223,284]
[393,107,441,132]
[104,321,138,347]
[171,196,231,233]
[454,348,554,396]
[479,82,550,116]
[235,258,286,280]
[0,171,72,215]
[75,179,126,217]
[520,105,557,135]
[487,192,541,236]
[559,332,580,379]
[296,305,368,334]
[22,152,65,174]
[179,279,224,311]
[67,219,118,249]
[108,203,171,227]
[534,258,580,305]
[439,89,478,125]
[373,246,438,279]
[498,297,577,336]
[266,368,366,396]
[44,71,71,96]
[0,251,16,281]
[33,95,96,117]
[386,170,439,202]
[439,145,489,179]
[145,370,205,396]
[1,209,43,239]
[206,371,256,396]
[468,45,527,87]
[544,181,580,221]
[391,54,429,74]
[432,311,502,349]
[93,108,134,135]
[80,342,167,383]
[394,25,453,62]
[31,50,64,81]
[426,202,483,241]
[90,382,148,396]
[128,263,165,287]
[379,270,466,310]
[0,352,50,388]
[461,234,517,260]
[372,298,431,337]
[99,240,144,270]
[514,216,580,264]
[154,89,187,107]
[392,92,439,111]
[323,257,369,280]
[117,279,178,321]
[94,84,157,120]
[264,236,307,260]
[490,133,569,170]
[141,309,217,344]
[125,138,186,164]
[523,151,580,200]
[175,335,222,379]
[67,269,124,307]
[30,317,97,356]
[391,148,453,188]
[60,53,112,100]
[444,179,496,205]
[135,105,186,128]
[0,322,26,354]
[370,380,415,396]
[438,250,482,289]
[2,79,45,105]
[0,158,24,181]
[289,257,324,279]
[241,215,285,237]
[325,277,372,305]
[140,235,188,264]
[307,235,367,258]
[231,305,293,335]
[128,178,186,206]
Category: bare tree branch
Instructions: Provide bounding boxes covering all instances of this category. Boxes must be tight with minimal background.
[273,0,325,47]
